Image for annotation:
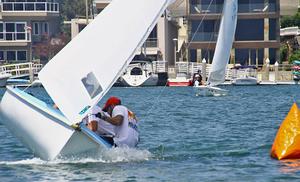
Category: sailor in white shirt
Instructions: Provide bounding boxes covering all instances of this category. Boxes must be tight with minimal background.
[85,105,116,145]
[99,96,139,147]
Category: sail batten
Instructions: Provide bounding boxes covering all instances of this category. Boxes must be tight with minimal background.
[39,0,170,124]
[207,0,238,86]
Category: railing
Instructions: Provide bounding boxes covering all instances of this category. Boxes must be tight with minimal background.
[153,61,167,73]
[175,62,189,73]
[144,38,158,48]
[190,4,223,14]
[0,32,31,42]
[1,2,59,13]
[189,32,217,42]
[0,62,43,77]
[238,3,276,13]
[190,3,276,14]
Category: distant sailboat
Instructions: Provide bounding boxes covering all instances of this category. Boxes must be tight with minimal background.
[195,0,238,96]
[0,0,174,160]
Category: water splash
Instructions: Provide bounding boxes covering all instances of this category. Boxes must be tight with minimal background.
[0,147,152,165]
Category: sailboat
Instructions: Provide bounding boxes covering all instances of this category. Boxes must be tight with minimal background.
[194,0,237,96]
[0,0,174,160]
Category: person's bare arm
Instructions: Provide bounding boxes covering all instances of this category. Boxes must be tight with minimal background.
[105,115,123,126]
[87,120,98,131]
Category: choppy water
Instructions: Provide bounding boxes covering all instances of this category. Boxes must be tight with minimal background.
[0,85,300,181]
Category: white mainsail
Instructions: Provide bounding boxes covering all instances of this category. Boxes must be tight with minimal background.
[39,0,171,124]
[207,0,238,86]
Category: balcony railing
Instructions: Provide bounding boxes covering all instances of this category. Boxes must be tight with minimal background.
[144,38,158,47]
[189,32,218,42]
[1,2,59,13]
[0,32,31,42]
[190,3,276,15]
[238,3,276,13]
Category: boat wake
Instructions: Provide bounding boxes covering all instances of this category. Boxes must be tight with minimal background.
[0,147,152,165]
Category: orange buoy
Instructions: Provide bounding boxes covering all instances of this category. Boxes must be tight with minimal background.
[271,103,300,160]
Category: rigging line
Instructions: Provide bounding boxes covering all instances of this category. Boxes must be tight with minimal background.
[184,0,214,51]
[203,6,223,63]
[145,0,215,118]
[145,72,169,119]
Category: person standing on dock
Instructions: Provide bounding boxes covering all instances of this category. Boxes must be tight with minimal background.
[98,96,139,147]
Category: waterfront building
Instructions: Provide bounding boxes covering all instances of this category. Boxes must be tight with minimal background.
[0,0,60,64]
[187,0,280,66]
[280,0,298,16]
[71,0,179,65]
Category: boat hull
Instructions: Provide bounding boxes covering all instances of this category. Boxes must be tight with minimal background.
[0,87,110,160]
[120,74,158,87]
[167,81,191,87]
[0,73,11,87]
[194,85,228,96]
[232,77,258,85]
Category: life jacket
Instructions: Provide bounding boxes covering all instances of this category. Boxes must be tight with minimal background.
[128,110,138,132]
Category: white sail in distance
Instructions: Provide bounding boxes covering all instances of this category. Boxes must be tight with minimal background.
[39,0,171,124]
[207,0,238,86]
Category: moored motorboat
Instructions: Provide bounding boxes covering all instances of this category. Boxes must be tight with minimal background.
[231,65,258,85]
[167,73,191,86]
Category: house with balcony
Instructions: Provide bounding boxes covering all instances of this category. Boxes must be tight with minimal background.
[187,0,280,66]
[0,0,60,64]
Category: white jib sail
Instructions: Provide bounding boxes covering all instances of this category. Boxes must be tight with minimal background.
[39,0,171,124]
[207,0,238,86]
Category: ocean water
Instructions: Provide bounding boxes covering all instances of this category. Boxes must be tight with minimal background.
[0,85,300,181]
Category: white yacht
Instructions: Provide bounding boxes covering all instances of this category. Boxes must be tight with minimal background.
[119,60,159,87]
[231,65,258,85]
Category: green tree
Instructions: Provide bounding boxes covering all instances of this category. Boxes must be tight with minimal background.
[281,16,295,28]
[289,50,300,63]
[58,0,93,39]
[280,44,288,62]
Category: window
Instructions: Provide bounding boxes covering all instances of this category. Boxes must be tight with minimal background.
[0,23,3,40]
[189,49,197,62]
[0,51,4,61]
[190,20,219,41]
[130,67,143,75]
[3,3,13,11]
[33,22,39,35]
[17,51,27,61]
[269,19,277,41]
[25,3,35,11]
[235,19,264,41]
[7,51,16,61]
[6,23,15,32]
[14,3,24,11]
[42,22,49,34]
[36,3,46,11]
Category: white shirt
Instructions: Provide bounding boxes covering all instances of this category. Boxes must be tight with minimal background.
[112,105,139,147]
[87,105,115,136]
[194,80,200,87]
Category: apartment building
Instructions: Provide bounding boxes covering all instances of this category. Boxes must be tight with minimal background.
[70,0,178,65]
[187,0,280,66]
[0,0,60,64]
